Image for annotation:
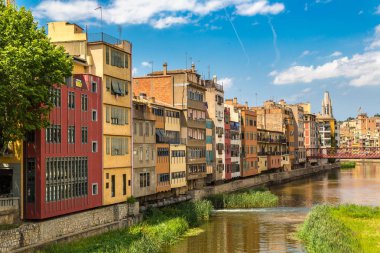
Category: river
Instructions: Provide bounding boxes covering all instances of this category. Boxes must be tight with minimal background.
[166,162,380,253]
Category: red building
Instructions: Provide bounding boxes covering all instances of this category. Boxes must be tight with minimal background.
[24,74,103,219]
[224,107,232,180]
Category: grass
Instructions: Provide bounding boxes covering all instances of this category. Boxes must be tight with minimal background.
[340,161,356,169]
[207,190,279,209]
[298,204,380,253]
[0,223,20,231]
[39,200,213,253]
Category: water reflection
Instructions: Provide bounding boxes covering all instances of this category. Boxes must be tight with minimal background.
[166,162,380,253]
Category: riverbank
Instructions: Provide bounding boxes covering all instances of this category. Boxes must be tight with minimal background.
[298,204,380,253]
[191,163,338,200]
[40,200,213,253]
[206,190,279,209]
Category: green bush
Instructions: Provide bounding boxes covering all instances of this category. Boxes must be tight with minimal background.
[298,205,362,253]
[207,190,278,209]
[126,196,137,204]
[340,161,356,169]
[41,200,212,253]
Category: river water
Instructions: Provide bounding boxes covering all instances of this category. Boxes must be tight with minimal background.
[166,162,380,253]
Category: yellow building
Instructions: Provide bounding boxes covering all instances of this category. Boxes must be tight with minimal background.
[48,22,132,205]
[0,141,23,221]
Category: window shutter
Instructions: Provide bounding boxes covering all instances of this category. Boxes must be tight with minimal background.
[121,108,125,125]
[106,78,111,90]
[125,109,129,124]
[106,106,110,123]
[106,137,110,155]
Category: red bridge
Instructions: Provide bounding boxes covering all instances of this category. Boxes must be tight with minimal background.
[307,147,380,159]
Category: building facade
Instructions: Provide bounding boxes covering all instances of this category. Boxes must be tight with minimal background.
[225,100,241,178]
[205,77,225,182]
[257,129,287,172]
[48,22,133,205]
[24,74,103,219]
[133,63,207,190]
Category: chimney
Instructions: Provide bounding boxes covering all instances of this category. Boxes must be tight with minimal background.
[163,62,167,75]
[233,97,237,105]
[191,63,195,73]
[213,75,217,83]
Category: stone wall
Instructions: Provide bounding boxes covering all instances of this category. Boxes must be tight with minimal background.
[191,164,338,199]
[0,202,141,253]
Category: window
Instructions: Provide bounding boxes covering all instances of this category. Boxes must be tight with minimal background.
[109,106,127,125]
[46,125,61,143]
[139,122,143,136]
[108,137,128,156]
[68,126,75,144]
[140,173,150,188]
[92,82,97,93]
[45,156,88,202]
[26,158,36,203]
[50,88,61,107]
[68,91,75,109]
[171,171,186,179]
[106,77,127,96]
[92,110,97,121]
[111,48,126,68]
[81,94,88,111]
[159,173,170,182]
[92,141,98,152]
[92,183,98,195]
[81,127,88,144]
[123,174,127,195]
[111,175,115,197]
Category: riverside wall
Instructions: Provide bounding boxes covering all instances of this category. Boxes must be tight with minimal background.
[190,163,339,200]
[0,202,141,253]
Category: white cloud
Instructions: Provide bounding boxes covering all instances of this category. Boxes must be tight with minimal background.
[271,25,380,87]
[219,77,234,90]
[367,25,380,50]
[271,51,380,87]
[151,16,189,29]
[141,61,152,67]
[33,0,285,29]
[235,0,285,16]
[300,50,311,58]
[329,51,342,57]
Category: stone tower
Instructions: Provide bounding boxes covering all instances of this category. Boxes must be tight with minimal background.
[321,91,333,117]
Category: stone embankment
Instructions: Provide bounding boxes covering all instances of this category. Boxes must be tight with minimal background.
[0,202,141,253]
[191,163,339,200]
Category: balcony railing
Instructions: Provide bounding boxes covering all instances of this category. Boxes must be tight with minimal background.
[88,32,123,45]
[157,137,187,145]
[0,197,19,212]
[258,151,287,156]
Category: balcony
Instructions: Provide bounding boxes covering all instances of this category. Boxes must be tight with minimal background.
[0,197,19,212]
[134,110,155,121]
[187,118,206,129]
[156,136,187,145]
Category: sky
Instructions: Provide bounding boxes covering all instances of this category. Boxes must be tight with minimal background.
[18,0,380,120]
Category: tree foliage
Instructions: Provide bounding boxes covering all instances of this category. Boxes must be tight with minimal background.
[0,4,72,149]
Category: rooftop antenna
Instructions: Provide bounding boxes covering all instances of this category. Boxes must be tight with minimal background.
[149,61,154,74]
[208,65,210,80]
[185,52,188,69]
[255,93,258,106]
[118,25,122,40]
[94,6,103,33]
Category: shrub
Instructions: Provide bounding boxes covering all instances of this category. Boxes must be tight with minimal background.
[298,205,362,253]
[207,191,278,209]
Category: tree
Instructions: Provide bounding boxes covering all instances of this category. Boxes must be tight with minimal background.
[0,3,72,151]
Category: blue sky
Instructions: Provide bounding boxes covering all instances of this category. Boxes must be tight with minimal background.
[19,0,380,120]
